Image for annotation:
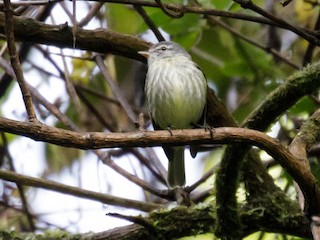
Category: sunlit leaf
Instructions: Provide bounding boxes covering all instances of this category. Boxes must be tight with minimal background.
[106,4,146,34]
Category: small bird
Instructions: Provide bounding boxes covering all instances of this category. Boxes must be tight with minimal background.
[138,41,207,187]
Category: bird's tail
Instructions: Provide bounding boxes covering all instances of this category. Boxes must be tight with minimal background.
[168,147,185,187]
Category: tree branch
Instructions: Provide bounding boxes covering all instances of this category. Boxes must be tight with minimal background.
[243,61,320,131]
[232,0,319,45]
[0,169,162,212]
[289,109,320,238]
[3,0,38,122]
[0,116,318,211]
[215,61,320,237]
[0,12,150,61]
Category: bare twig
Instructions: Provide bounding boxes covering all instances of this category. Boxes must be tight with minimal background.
[0,0,60,6]
[3,0,38,122]
[0,169,162,212]
[232,0,320,45]
[129,148,167,184]
[78,0,318,41]
[95,54,138,124]
[134,5,165,42]
[76,89,115,130]
[186,164,219,193]
[0,133,35,231]
[101,153,170,199]
[302,10,320,66]
[78,2,104,27]
[154,0,184,18]
[206,17,300,70]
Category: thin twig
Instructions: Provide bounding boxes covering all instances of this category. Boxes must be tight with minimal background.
[1,133,35,231]
[302,10,320,66]
[3,0,38,122]
[79,0,317,40]
[107,212,160,236]
[28,85,80,131]
[0,0,61,6]
[129,149,167,184]
[206,17,300,70]
[78,2,104,27]
[154,0,184,18]
[101,152,171,199]
[60,48,83,112]
[76,89,115,130]
[134,5,165,42]
[0,169,162,212]
[186,164,219,193]
[232,0,320,45]
[95,54,138,124]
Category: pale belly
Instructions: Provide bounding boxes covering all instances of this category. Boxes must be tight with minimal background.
[146,60,207,130]
[152,91,205,129]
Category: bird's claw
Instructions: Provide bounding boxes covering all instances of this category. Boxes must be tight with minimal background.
[204,125,215,138]
[173,187,191,206]
[167,126,173,136]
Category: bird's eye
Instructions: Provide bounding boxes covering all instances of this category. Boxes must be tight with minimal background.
[161,46,167,51]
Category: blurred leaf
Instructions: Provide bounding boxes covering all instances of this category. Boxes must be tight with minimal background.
[145,8,203,48]
[288,96,316,115]
[0,133,17,145]
[180,233,215,239]
[244,232,304,239]
[106,4,146,34]
[310,158,320,182]
[232,86,263,123]
[294,0,317,25]
[45,144,82,173]
[210,0,234,10]
[71,54,96,85]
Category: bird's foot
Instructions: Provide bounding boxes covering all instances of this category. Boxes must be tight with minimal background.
[193,123,215,138]
[173,187,191,206]
[205,124,215,138]
[166,126,173,136]
[136,113,147,131]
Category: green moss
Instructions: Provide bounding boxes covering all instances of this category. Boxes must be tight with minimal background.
[149,204,215,239]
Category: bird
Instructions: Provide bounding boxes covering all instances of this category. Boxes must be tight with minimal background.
[138,41,207,188]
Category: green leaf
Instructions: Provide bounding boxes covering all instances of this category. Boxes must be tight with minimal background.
[210,0,234,10]
[106,4,146,35]
[288,96,316,115]
[45,144,83,173]
[145,8,203,48]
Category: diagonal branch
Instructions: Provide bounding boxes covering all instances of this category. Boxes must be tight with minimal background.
[289,109,320,238]
[0,169,162,212]
[3,0,38,122]
[95,54,138,124]
[232,0,320,45]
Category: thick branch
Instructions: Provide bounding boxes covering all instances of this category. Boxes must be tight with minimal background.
[244,61,320,130]
[0,12,150,61]
[215,50,320,239]
[0,117,300,151]
[0,117,318,210]
[289,109,320,238]
[7,203,310,239]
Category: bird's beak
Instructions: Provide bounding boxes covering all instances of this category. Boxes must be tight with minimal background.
[138,50,150,58]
